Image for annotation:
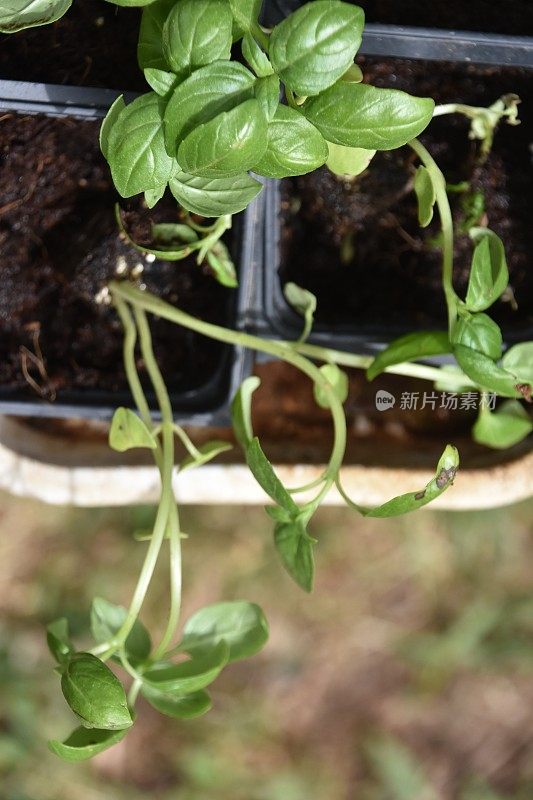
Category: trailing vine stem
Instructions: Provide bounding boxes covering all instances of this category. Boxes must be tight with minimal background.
[408,137,459,338]
[109,281,349,511]
[94,295,183,667]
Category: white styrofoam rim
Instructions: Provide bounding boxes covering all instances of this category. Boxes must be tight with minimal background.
[0,417,531,510]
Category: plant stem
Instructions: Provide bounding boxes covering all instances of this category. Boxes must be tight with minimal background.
[109,281,348,501]
[173,424,202,460]
[102,294,176,660]
[285,87,298,109]
[293,342,475,388]
[131,306,182,661]
[408,137,459,337]
[251,22,270,52]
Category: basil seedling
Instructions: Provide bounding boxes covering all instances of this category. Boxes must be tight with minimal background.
[99,0,434,279]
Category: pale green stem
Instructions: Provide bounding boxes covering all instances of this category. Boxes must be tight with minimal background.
[408,137,459,338]
[173,424,202,460]
[293,342,476,388]
[99,295,174,660]
[131,306,183,662]
[128,678,143,707]
[251,22,270,52]
[433,103,483,119]
[109,281,348,505]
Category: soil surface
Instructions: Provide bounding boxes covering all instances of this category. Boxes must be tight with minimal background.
[279,60,533,338]
[265,0,533,34]
[0,0,144,90]
[0,113,232,405]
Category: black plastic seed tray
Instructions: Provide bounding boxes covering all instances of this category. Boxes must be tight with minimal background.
[0,81,262,424]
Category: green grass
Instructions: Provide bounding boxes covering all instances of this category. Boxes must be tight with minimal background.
[0,492,532,799]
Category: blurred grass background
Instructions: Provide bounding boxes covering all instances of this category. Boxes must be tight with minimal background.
[0,491,532,800]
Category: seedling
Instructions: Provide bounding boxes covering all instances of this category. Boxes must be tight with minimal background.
[100,0,433,234]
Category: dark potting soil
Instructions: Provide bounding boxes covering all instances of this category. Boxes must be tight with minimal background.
[0,0,144,90]
[279,60,533,337]
[0,113,231,402]
[265,0,533,36]
[358,0,533,36]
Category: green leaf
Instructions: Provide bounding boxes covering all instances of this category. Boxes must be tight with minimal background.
[0,0,71,32]
[47,619,74,666]
[414,165,436,227]
[242,32,273,77]
[206,239,238,288]
[253,104,328,178]
[255,74,281,122]
[169,170,262,217]
[181,601,269,662]
[366,445,460,517]
[341,63,364,83]
[90,597,152,664]
[228,0,262,31]
[138,0,175,70]
[144,67,178,97]
[454,344,525,399]
[452,313,503,361]
[180,440,233,471]
[284,281,316,342]
[100,95,125,162]
[143,641,229,693]
[465,228,509,312]
[273,517,314,592]
[48,727,128,763]
[141,686,212,719]
[152,222,199,246]
[61,654,133,730]
[164,61,256,156]
[106,93,176,198]
[326,142,375,178]
[304,82,435,150]
[269,0,364,96]
[231,375,261,449]
[473,401,532,450]
[109,408,157,452]
[177,99,268,178]
[501,342,533,386]
[313,364,349,409]
[367,331,451,381]
[163,0,233,76]
[246,437,299,513]
[144,184,167,208]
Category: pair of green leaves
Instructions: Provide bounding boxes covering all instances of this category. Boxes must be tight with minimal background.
[48,597,269,761]
[109,408,234,470]
[140,599,268,717]
[452,229,531,401]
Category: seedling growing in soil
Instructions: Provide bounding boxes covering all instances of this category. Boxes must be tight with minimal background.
[98,0,435,272]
